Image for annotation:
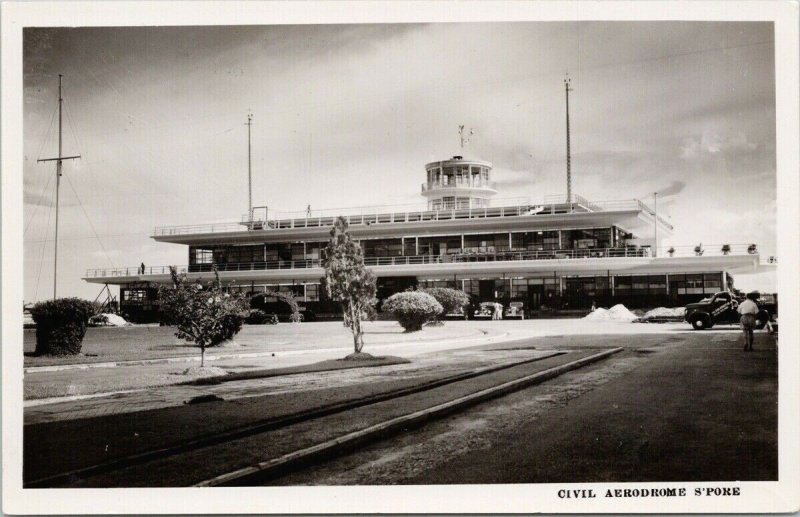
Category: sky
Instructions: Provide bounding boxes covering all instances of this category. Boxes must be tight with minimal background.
[22,21,776,302]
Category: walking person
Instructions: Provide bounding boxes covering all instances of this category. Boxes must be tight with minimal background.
[140,262,146,274]
[737,291,760,351]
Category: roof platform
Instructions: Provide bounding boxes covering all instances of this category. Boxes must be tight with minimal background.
[152,195,674,246]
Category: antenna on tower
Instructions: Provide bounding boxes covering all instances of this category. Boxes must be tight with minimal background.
[458,125,474,151]
[564,74,573,204]
[245,111,253,218]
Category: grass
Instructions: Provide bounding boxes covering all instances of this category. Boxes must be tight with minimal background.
[23,321,487,367]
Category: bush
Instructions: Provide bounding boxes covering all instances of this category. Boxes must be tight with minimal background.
[382,292,443,332]
[245,309,270,325]
[419,287,470,321]
[30,298,95,356]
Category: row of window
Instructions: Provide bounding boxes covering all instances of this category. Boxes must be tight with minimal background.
[121,272,725,308]
[427,166,490,186]
[189,227,627,264]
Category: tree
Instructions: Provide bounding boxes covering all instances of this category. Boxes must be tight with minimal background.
[419,287,470,322]
[322,216,377,354]
[158,266,248,367]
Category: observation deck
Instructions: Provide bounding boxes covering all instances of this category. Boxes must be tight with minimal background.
[152,195,673,245]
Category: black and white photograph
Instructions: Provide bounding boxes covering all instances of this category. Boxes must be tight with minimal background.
[2,1,799,514]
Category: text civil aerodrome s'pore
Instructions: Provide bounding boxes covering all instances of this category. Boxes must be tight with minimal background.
[557,487,742,499]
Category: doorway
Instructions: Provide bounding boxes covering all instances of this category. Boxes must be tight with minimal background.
[479,280,495,301]
[527,285,544,310]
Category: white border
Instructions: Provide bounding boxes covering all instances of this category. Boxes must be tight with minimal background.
[3,1,798,514]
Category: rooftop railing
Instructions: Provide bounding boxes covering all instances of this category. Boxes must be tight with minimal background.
[153,195,668,237]
[85,244,759,279]
[421,180,496,192]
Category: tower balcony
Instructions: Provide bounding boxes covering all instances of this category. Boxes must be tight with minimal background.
[421,179,496,192]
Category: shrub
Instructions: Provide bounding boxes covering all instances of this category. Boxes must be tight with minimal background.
[30,298,95,356]
[158,267,248,366]
[382,292,443,332]
[419,287,470,321]
[245,309,270,325]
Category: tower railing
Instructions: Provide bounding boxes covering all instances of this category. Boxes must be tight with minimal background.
[421,180,497,192]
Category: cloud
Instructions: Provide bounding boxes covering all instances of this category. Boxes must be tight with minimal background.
[654,181,685,198]
[680,131,758,159]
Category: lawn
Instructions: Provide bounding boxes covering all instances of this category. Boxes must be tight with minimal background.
[23,321,490,367]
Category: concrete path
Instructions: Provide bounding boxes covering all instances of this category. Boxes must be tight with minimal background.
[275,329,777,484]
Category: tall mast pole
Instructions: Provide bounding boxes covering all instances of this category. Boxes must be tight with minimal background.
[55,74,63,299]
[37,75,80,300]
[653,192,658,258]
[246,112,253,218]
[564,75,573,203]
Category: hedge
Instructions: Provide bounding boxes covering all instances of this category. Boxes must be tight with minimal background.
[382,291,443,332]
[30,298,95,356]
[418,287,470,320]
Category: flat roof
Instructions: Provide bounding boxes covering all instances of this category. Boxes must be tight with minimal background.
[152,197,674,246]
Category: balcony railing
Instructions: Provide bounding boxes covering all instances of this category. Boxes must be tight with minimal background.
[84,244,758,279]
[153,196,665,237]
[421,180,496,192]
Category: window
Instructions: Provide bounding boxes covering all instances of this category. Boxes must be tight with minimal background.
[510,280,528,298]
[561,228,612,250]
[704,273,722,292]
[363,238,403,258]
[305,283,320,301]
[404,238,416,256]
[123,289,148,303]
[631,276,649,293]
[191,247,213,265]
[686,274,704,294]
[522,231,559,250]
[649,275,667,291]
[462,279,479,296]
[669,274,686,295]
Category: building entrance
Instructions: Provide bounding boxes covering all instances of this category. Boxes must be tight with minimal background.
[527,285,544,311]
[479,280,495,301]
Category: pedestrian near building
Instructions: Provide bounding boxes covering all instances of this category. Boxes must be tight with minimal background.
[737,291,760,351]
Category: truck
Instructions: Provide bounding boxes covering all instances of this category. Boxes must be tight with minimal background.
[684,291,777,330]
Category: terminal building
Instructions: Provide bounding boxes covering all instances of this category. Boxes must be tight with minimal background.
[84,155,763,322]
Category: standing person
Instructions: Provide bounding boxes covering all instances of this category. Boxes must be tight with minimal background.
[140,262,145,274]
[737,291,760,351]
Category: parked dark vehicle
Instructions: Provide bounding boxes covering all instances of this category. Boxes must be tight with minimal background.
[503,301,526,320]
[474,301,502,320]
[685,291,776,330]
[252,301,316,322]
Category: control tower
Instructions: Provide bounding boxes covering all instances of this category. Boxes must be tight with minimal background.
[421,156,497,210]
